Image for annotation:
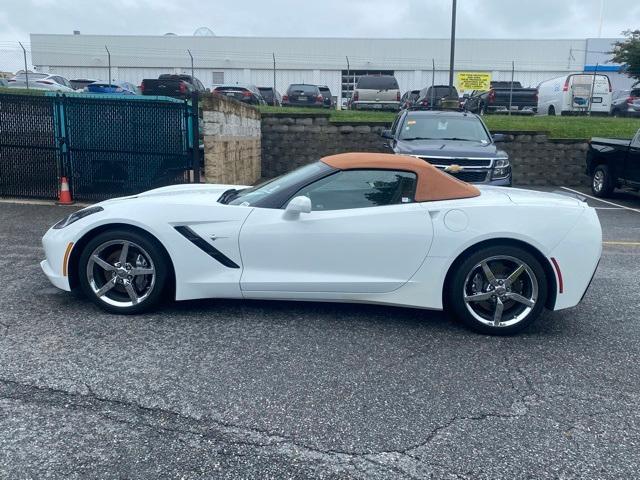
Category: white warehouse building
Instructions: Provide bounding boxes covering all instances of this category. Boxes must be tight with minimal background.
[30,34,629,99]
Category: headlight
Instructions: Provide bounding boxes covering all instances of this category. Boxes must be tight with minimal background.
[492,158,511,179]
[52,206,104,229]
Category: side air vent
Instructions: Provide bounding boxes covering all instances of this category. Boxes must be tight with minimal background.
[174,226,240,269]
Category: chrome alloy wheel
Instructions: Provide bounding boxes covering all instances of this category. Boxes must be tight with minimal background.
[86,240,156,308]
[463,255,538,328]
[593,170,605,193]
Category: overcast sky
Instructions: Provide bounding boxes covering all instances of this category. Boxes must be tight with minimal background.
[0,0,637,43]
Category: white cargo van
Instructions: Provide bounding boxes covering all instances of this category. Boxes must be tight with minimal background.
[537,73,612,115]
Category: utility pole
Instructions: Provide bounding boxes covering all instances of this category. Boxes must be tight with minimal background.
[431,59,436,107]
[19,42,28,88]
[588,63,599,116]
[345,55,350,102]
[105,45,111,83]
[272,53,276,106]
[448,0,457,94]
[188,49,194,79]
[508,61,515,116]
[597,0,604,38]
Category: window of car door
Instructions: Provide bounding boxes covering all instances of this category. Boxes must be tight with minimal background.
[290,169,417,211]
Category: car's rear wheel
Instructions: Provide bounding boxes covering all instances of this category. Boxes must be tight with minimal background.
[548,105,556,116]
[591,164,614,197]
[447,246,548,335]
[78,229,168,314]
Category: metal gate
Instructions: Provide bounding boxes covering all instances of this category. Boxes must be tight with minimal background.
[0,92,198,201]
[0,94,60,199]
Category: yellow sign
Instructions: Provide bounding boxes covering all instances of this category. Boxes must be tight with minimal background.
[456,72,492,91]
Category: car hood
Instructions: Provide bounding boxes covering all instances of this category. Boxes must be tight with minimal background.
[395,140,505,159]
[99,183,249,206]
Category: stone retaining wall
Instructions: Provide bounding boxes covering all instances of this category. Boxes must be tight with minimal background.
[201,94,261,185]
[261,113,590,187]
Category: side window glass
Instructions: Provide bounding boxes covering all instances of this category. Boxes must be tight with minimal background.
[632,132,640,148]
[390,114,402,135]
[292,170,417,211]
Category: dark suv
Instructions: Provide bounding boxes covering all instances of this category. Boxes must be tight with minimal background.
[415,85,460,110]
[258,87,282,106]
[381,109,511,186]
[318,86,333,108]
[283,84,324,107]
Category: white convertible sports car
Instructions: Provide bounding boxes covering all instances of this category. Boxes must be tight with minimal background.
[41,153,602,335]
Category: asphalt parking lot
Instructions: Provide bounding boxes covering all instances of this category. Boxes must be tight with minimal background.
[1,188,639,480]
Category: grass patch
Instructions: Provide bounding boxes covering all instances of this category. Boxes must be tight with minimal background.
[483,115,640,139]
[259,106,640,139]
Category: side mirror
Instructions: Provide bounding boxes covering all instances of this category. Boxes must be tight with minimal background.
[492,133,508,143]
[284,196,311,217]
[381,129,394,139]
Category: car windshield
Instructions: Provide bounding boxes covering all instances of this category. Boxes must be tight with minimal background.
[225,162,331,206]
[399,115,491,142]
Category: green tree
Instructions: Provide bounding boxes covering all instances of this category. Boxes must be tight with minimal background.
[611,30,640,86]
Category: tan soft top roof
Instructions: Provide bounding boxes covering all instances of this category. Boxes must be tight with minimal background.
[321,152,480,202]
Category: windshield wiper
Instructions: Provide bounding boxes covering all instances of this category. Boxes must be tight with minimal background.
[402,137,437,141]
[218,188,241,204]
[436,137,476,141]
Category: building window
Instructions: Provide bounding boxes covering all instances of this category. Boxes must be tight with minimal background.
[212,71,224,85]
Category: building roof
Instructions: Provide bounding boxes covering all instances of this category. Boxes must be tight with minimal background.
[320,152,480,202]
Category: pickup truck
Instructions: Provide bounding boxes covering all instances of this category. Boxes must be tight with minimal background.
[587,129,640,197]
[140,74,207,98]
[381,109,511,185]
[464,81,537,115]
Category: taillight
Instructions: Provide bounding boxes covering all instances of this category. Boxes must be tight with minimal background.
[282,94,288,102]
[627,96,636,104]
[242,90,252,97]
[488,89,496,103]
[421,100,428,106]
[139,83,144,93]
[179,82,187,94]
[353,91,359,101]
[534,89,538,102]
[396,91,401,101]
[316,94,323,103]
[562,77,569,92]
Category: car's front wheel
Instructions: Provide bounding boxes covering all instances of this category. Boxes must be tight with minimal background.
[447,245,548,335]
[78,229,169,314]
[591,164,614,197]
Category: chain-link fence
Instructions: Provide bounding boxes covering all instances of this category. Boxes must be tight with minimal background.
[1,39,637,110]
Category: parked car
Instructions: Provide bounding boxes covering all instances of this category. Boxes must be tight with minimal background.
[41,152,601,335]
[7,73,75,92]
[0,78,8,88]
[610,88,640,117]
[537,73,612,116]
[257,87,281,106]
[141,74,207,98]
[70,78,99,91]
[586,128,640,197]
[400,90,421,109]
[415,85,460,110]
[350,75,401,110]
[318,86,333,108]
[381,109,511,186]
[213,85,266,105]
[85,81,138,95]
[282,84,325,107]
[464,83,538,115]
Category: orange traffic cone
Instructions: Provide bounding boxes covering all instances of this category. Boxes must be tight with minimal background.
[57,176,74,205]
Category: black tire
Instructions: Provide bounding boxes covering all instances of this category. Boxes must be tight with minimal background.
[591,164,614,197]
[78,229,169,314]
[548,105,556,116]
[446,245,548,336]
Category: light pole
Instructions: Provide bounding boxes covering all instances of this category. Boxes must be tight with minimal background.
[448,0,457,92]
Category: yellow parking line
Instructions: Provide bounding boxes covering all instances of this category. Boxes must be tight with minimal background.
[603,241,640,246]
